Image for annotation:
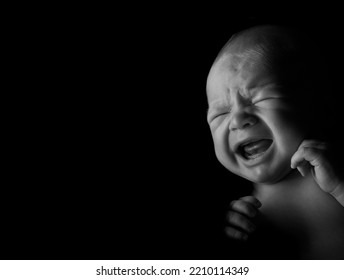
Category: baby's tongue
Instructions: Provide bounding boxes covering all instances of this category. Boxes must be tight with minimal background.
[243,139,272,156]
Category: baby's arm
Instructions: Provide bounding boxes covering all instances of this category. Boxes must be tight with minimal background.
[291,140,344,207]
[225,196,261,241]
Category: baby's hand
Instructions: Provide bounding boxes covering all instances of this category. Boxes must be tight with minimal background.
[225,196,262,241]
[291,140,344,205]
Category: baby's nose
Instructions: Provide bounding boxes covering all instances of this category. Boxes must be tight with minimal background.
[229,110,258,131]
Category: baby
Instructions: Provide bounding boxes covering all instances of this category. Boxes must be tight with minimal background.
[206,25,344,259]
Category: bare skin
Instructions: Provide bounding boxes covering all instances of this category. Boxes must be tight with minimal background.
[207,25,344,259]
[252,169,344,259]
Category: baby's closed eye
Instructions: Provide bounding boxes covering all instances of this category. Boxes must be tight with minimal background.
[208,108,231,123]
[252,96,288,109]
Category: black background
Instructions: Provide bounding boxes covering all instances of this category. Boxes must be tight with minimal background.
[3,9,342,259]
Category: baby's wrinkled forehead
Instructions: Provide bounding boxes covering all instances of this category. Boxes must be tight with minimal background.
[219,45,271,76]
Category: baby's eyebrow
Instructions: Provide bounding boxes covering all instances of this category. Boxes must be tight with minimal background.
[247,82,276,96]
[208,98,231,109]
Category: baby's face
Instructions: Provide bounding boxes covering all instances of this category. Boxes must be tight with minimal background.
[206,53,307,184]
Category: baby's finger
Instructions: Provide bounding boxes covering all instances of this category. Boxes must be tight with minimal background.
[230,199,259,218]
[239,196,262,209]
[298,140,327,150]
[296,160,312,177]
[291,146,323,169]
[224,226,248,241]
[226,211,256,233]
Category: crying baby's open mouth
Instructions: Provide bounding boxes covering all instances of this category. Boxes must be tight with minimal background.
[239,139,273,160]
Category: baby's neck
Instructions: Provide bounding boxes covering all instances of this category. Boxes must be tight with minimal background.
[252,169,340,214]
[253,169,316,202]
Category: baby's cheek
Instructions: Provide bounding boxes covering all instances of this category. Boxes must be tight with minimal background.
[214,142,240,176]
[211,129,231,158]
[214,137,231,161]
[212,125,230,152]
[279,128,304,154]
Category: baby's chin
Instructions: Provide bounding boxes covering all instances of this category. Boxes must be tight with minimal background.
[234,165,293,185]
